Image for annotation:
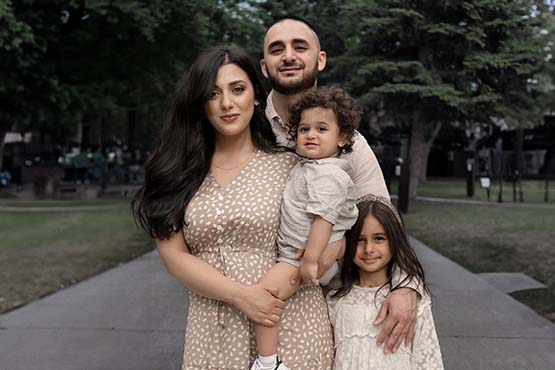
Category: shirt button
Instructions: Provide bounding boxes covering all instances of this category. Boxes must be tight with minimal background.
[217,238,223,244]
[217,225,223,232]
[216,209,222,216]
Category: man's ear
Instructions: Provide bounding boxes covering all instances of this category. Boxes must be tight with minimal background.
[317,50,327,72]
[260,58,269,78]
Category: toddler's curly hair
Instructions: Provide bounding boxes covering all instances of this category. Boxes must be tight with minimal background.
[289,86,360,154]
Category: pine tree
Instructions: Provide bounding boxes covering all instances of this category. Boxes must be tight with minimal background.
[330,0,546,200]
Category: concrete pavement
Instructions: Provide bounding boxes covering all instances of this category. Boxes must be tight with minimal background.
[1,239,554,370]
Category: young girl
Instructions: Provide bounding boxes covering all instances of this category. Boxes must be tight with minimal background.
[326,196,444,370]
[251,86,360,370]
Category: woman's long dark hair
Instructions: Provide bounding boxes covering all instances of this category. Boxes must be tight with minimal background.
[132,45,277,240]
[333,197,430,299]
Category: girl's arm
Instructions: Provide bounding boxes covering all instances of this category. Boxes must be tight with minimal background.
[156,231,286,327]
[298,215,333,284]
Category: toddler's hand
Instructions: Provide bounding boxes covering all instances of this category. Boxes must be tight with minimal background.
[299,260,319,285]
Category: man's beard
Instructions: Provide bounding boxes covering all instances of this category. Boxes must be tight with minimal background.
[268,60,319,96]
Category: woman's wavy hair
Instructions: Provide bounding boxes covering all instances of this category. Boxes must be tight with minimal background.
[288,86,360,154]
[132,45,277,240]
[333,196,430,300]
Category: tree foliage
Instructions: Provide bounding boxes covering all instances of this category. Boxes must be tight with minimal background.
[0,0,263,150]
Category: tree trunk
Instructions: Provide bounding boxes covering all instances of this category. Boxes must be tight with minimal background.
[417,122,442,182]
[409,120,442,199]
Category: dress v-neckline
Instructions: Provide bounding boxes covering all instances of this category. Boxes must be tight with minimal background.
[209,150,259,191]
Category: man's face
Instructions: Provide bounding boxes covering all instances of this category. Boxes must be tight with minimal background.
[261,19,326,95]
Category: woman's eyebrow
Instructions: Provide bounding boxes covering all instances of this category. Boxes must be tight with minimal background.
[228,79,247,86]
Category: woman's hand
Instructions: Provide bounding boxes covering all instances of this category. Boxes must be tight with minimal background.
[374,287,418,353]
[231,284,286,327]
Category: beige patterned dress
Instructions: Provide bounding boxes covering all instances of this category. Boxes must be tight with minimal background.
[182,150,334,370]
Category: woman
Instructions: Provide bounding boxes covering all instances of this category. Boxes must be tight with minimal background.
[133,46,333,370]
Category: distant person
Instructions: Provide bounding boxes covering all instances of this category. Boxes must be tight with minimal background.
[252,87,359,370]
[260,15,421,355]
[326,196,445,370]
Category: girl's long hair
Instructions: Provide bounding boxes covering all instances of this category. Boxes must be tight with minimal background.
[333,198,430,299]
[132,45,277,240]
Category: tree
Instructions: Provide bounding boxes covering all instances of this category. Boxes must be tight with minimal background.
[1,0,264,171]
[329,0,546,201]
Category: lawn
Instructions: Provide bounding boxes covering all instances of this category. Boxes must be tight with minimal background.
[0,202,154,313]
[391,178,555,204]
[403,200,555,322]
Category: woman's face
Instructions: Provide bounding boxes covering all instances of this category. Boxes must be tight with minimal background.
[205,63,257,139]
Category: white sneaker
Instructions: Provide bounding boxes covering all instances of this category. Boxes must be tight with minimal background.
[250,357,290,370]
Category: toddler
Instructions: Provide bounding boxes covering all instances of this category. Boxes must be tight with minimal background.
[251,86,360,370]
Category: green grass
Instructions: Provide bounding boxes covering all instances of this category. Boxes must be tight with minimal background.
[0,203,154,313]
[391,178,555,203]
[403,200,555,322]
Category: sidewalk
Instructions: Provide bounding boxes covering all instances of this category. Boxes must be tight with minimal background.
[1,239,554,370]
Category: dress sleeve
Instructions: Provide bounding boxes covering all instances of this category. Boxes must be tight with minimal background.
[411,297,445,370]
[305,164,352,224]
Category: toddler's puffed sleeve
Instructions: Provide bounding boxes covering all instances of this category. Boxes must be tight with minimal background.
[304,163,352,224]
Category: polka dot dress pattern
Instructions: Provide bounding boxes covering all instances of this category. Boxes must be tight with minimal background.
[182,150,333,370]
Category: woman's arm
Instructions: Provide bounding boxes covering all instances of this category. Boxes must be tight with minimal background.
[156,232,286,326]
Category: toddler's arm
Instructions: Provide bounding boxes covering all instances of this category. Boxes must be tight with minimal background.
[298,215,333,284]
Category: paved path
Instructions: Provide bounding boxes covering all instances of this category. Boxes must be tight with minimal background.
[1,239,554,370]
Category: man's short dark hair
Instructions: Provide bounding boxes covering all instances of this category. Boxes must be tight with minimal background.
[265,15,320,37]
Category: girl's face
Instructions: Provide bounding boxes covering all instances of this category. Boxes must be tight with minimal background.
[296,107,347,159]
[354,213,392,282]
[204,63,257,139]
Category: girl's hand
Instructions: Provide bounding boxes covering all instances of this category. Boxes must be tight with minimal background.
[299,260,319,285]
[231,284,286,327]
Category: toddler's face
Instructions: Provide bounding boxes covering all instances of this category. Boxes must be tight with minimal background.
[354,214,392,280]
[296,107,347,159]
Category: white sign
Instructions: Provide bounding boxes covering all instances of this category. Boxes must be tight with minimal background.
[480,177,491,188]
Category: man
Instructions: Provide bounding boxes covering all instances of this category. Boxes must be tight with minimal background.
[260,15,419,356]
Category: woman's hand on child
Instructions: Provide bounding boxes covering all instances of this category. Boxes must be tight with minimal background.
[374,287,418,354]
[232,284,286,327]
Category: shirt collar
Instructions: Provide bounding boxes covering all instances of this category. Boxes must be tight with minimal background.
[299,157,351,172]
[265,90,287,129]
